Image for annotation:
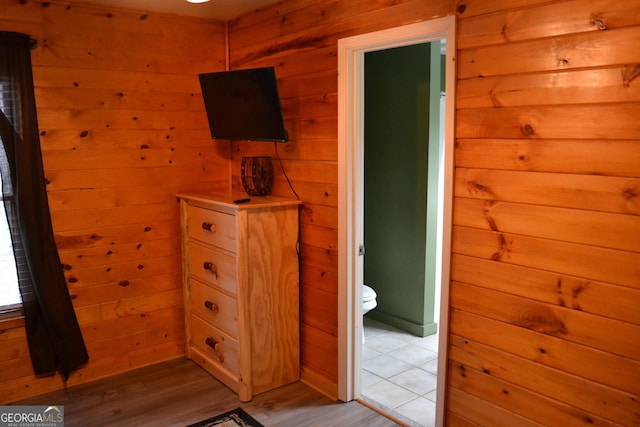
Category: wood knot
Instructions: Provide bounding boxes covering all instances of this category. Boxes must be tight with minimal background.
[491,234,511,261]
[556,279,566,307]
[489,89,503,107]
[590,15,606,30]
[622,64,640,88]
[457,3,467,14]
[521,124,535,136]
[468,181,496,198]
[483,201,499,231]
[518,307,567,335]
[572,281,588,300]
[622,184,638,201]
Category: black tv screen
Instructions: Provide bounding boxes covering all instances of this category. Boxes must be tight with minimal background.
[198,67,288,142]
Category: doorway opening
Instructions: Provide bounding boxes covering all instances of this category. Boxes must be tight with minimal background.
[337,17,456,427]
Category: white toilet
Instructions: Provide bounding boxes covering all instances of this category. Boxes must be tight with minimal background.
[362,284,377,315]
[362,284,377,343]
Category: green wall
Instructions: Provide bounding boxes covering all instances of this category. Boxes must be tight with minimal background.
[363,42,441,337]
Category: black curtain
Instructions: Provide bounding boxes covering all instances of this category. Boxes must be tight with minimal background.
[0,31,88,379]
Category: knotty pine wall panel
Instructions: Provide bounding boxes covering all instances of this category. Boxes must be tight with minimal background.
[456,168,639,215]
[0,0,228,402]
[456,139,640,177]
[2,0,637,423]
[229,0,640,423]
[452,0,640,425]
[229,0,453,60]
[455,197,640,252]
[227,0,456,395]
[457,0,640,49]
[452,254,640,327]
[450,308,640,397]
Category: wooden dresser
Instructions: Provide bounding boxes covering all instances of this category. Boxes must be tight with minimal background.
[178,192,302,402]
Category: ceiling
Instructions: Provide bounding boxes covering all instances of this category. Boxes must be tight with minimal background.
[76,0,280,21]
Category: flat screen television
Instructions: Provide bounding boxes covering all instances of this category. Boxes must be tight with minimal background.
[198,67,288,142]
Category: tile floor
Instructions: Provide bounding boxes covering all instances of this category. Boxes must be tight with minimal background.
[361,316,439,427]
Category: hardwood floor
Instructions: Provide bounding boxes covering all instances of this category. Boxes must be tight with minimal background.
[14,359,401,426]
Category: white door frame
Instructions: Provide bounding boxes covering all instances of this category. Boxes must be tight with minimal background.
[337,16,456,426]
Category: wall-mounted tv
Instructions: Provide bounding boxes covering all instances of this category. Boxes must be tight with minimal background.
[198,67,288,142]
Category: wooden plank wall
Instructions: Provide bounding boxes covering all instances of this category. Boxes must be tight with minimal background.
[229,0,640,424]
[1,0,638,423]
[451,0,640,425]
[0,0,228,402]
[226,0,456,396]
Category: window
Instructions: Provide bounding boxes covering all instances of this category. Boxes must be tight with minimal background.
[0,79,22,317]
[1,180,21,311]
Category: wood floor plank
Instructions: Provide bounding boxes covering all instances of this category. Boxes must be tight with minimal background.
[13,358,401,426]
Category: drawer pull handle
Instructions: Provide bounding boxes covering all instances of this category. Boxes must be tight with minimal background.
[203,262,218,279]
[202,222,217,233]
[205,337,224,362]
[204,300,219,313]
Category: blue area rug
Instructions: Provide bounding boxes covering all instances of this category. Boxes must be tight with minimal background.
[188,408,264,427]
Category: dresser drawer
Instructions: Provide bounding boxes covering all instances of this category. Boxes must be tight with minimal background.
[191,315,239,375]
[190,278,238,337]
[188,242,237,296]
[187,205,236,253]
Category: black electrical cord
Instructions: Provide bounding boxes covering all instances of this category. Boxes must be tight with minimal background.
[274,141,301,260]
[274,141,300,200]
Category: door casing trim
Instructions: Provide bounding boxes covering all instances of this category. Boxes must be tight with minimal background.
[337,16,456,427]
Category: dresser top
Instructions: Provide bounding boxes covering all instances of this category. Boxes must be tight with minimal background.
[178,191,302,210]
